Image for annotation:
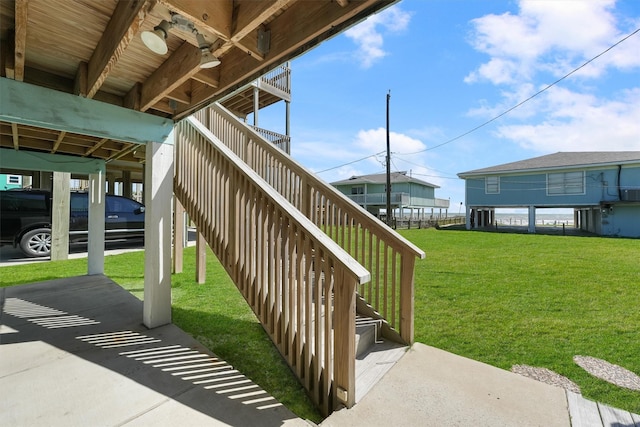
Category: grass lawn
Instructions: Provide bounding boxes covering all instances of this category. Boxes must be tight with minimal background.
[399,227,640,414]
[1,228,638,417]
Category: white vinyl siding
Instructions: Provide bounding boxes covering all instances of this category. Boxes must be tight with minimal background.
[547,171,585,195]
[485,176,500,194]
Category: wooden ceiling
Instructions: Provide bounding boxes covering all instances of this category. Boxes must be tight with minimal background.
[0,0,396,166]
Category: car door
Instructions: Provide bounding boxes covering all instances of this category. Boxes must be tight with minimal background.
[69,193,89,242]
[105,195,145,240]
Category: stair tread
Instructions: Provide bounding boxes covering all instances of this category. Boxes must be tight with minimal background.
[355,340,408,402]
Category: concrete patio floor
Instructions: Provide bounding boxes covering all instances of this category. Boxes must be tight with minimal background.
[0,275,309,426]
[2,275,638,426]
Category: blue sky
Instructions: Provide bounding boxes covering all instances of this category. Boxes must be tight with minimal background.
[255,0,640,212]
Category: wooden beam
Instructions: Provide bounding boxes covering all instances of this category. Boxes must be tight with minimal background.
[1,78,173,145]
[107,143,138,162]
[232,0,293,42]
[84,138,110,157]
[175,0,393,118]
[228,0,295,59]
[14,0,28,82]
[75,62,88,97]
[11,123,19,149]
[51,131,67,154]
[86,0,151,99]
[140,41,202,112]
[167,81,192,104]
[192,68,220,88]
[0,147,105,175]
[158,0,233,40]
[4,31,15,79]
[124,82,142,110]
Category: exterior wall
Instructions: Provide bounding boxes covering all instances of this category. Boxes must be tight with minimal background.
[601,204,640,237]
[408,182,435,199]
[1,173,23,190]
[465,165,640,207]
[334,182,443,208]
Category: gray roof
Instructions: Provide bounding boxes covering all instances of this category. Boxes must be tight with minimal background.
[331,171,439,188]
[458,151,640,177]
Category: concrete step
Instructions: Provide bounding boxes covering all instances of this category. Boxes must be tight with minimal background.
[355,316,383,359]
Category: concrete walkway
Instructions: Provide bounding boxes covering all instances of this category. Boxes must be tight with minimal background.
[324,343,570,427]
[0,276,309,427]
[2,276,638,426]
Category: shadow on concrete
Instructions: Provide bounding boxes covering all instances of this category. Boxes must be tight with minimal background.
[0,276,307,426]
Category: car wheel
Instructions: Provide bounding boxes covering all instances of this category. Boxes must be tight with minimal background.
[19,228,52,257]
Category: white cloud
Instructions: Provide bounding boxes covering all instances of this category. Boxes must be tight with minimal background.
[495,87,640,151]
[463,0,640,154]
[344,6,412,68]
[465,0,640,84]
[354,127,426,155]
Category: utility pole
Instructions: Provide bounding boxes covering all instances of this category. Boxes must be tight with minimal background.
[386,90,392,226]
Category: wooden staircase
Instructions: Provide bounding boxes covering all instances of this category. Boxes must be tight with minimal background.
[173,104,423,416]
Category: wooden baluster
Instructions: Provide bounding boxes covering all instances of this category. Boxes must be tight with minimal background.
[400,254,415,344]
[333,268,356,409]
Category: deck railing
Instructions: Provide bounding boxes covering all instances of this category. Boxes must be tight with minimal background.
[250,125,290,154]
[195,104,425,344]
[175,117,370,415]
[259,64,291,96]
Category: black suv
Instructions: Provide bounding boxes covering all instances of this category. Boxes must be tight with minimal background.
[0,189,145,257]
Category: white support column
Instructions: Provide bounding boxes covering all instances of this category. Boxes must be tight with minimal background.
[143,136,174,328]
[465,207,471,230]
[122,170,132,199]
[106,174,115,195]
[51,172,71,261]
[88,172,105,274]
[253,86,259,127]
[528,205,536,233]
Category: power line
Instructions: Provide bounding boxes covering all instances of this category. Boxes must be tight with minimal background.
[316,26,639,173]
[398,26,640,155]
[316,150,385,174]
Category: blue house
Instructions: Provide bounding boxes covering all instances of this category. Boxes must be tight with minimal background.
[1,173,23,190]
[332,171,450,220]
[457,152,640,237]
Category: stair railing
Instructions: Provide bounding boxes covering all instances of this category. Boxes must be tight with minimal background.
[175,117,370,415]
[195,105,425,344]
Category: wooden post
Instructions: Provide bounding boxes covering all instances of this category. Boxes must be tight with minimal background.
[399,255,415,344]
[122,170,132,199]
[196,230,206,284]
[143,138,174,328]
[333,271,356,409]
[51,171,70,261]
[87,172,106,275]
[173,197,185,274]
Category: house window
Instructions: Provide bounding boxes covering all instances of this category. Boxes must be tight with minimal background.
[485,176,500,194]
[547,171,585,195]
[351,185,364,195]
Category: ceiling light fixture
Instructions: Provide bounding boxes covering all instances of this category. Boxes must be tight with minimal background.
[196,33,221,69]
[141,14,220,68]
[141,19,171,55]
